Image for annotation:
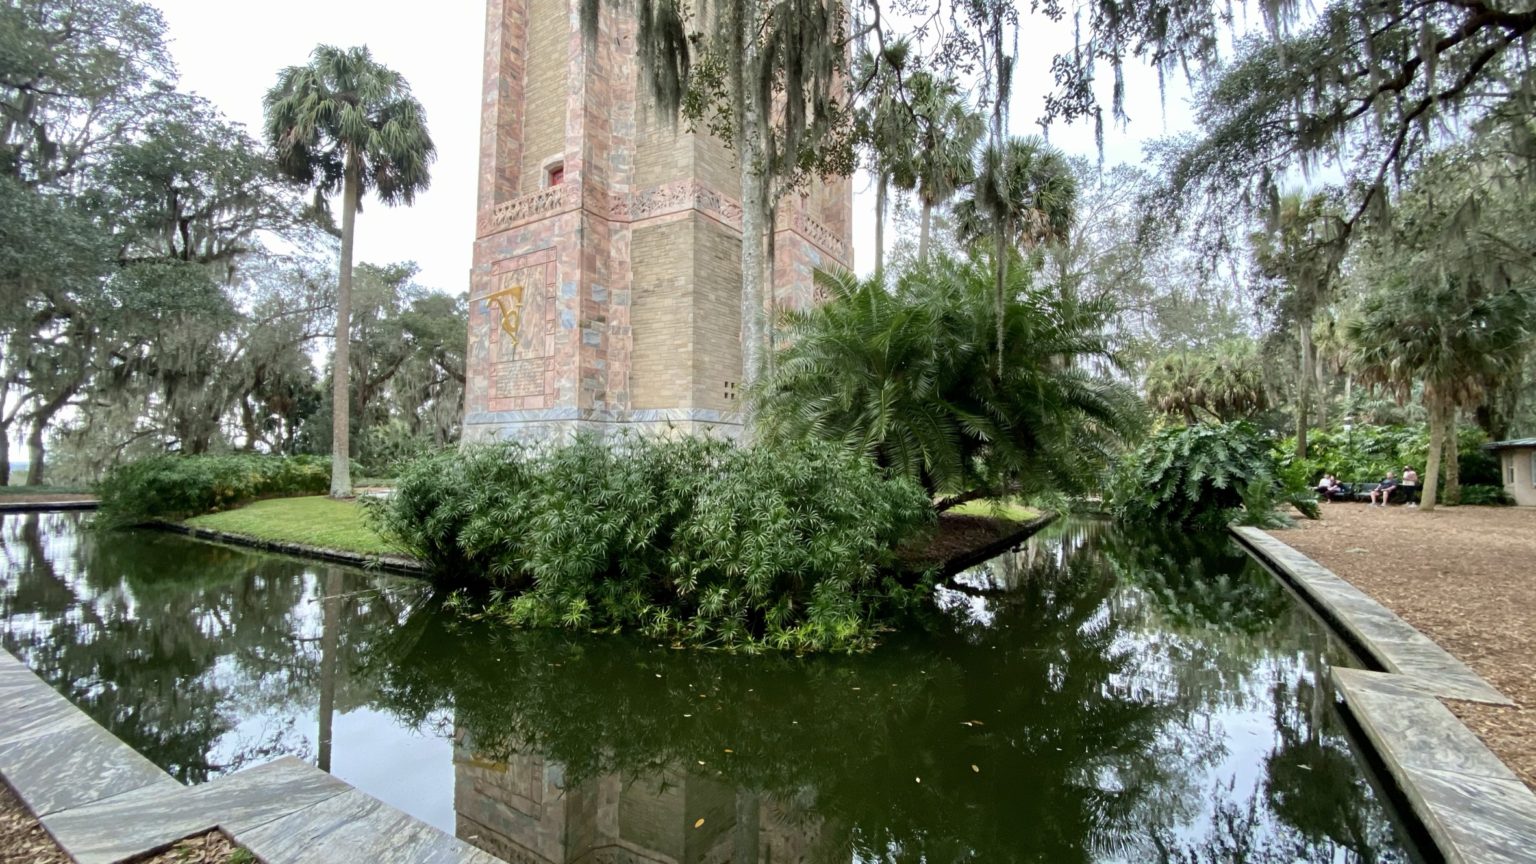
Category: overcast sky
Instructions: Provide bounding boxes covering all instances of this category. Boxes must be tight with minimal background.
[152,0,1195,292]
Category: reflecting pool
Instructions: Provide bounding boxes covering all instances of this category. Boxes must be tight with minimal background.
[0,513,1422,862]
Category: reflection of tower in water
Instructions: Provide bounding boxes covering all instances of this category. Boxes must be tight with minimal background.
[452,725,841,864]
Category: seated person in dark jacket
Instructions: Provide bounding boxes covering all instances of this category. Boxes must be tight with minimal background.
[1369,470,1398,506]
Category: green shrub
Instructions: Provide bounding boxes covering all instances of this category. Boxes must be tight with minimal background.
[370,434,936,651]
[97,454,330,526]
[1456,484,1514,506]
[1276,422,1499,487]
[1110,422,1316,530]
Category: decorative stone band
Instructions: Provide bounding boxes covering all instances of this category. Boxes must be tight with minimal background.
[478,179,849,262]
[480,184,573,233]
[462,407,744,443]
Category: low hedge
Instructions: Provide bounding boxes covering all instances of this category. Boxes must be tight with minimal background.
[369,434,936,651]
[97,454,331,526]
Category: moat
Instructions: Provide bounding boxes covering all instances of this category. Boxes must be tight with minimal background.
[0,512,1423,862]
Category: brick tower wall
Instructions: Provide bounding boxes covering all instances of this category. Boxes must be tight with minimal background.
[464,0,853,444]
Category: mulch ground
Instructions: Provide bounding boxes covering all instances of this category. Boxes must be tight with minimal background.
[1274,502,1536,792]
[0,779,67,863]
[896,513,1042,574]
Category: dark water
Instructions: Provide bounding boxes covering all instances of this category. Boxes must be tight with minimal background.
[0,513,1422,863]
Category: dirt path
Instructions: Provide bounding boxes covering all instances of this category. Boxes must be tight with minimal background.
[1274,503,1536,791]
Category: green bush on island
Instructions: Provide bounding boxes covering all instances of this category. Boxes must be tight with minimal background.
[97,453,330,526]
[1109,421,1320,530]
[370,434,936,651]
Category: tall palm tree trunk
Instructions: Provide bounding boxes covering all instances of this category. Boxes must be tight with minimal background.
[1444,406,1460,504]
[874,170,888,278]
[995,227,1008,373]
[1421,395,1446,511]
[1295,317,1312,460]
[331,155,359,498]
[919,198,933,264]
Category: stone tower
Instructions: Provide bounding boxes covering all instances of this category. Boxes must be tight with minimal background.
[463,0,853,443]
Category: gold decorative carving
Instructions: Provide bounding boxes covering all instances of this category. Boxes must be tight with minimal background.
[486,275,528,343]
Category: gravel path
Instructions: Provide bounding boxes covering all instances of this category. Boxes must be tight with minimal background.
[1275,503,1536,792]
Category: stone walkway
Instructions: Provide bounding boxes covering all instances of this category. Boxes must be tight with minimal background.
[1236,527,1536,864]
[0,649,496,864]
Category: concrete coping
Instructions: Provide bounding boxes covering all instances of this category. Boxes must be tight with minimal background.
[1233,526,1536,864]
[0,648,497,864]
[0,500,98,514]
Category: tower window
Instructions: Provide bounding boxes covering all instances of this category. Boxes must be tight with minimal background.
[545,163,564,187]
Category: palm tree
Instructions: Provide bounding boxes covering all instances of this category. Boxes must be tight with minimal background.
[954,136,1077,370]
[1144,340,1269,425]
[757,256,1140,507]
[1249,192,1347,460]
[910,72,982,264]
[1348,273,1533,510]
[855,42,919,279]
[264,45,435,498]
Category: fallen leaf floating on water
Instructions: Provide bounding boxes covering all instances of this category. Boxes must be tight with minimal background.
[694,818,705,828]
[971,765,980,773]
[915,777,921,783]
[723,748,734,753]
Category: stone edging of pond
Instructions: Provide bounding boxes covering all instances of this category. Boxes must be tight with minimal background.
[156,521,428,575]
[1233,526,1536,864]
[0,648,499,864]
[0,500,98,514]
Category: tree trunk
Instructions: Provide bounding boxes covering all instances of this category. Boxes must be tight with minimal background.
[0,431,9,487]
[1295,317,1312,460]
[23,386,74,486]
[1444,406,1460,505]
[25,419,45,486]
[995,227,1008,374]
[737,63,768,434]
[1421,395,1446,511]
[1313,339,1328,429]
[919,197,933,265]
[331,154,359,498]
[874,170,888,279]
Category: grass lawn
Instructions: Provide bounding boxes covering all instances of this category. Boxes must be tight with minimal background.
[185,496,398,557]
[946,499,1041,522]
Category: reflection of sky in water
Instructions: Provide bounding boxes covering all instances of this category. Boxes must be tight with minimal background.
[0,513,1421,863]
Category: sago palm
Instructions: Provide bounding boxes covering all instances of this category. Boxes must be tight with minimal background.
[757,256,1141,506]
[264,44,435,497]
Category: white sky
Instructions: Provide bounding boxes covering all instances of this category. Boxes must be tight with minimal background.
[150,0,1196,292]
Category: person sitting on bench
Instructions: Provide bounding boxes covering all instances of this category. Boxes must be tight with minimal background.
[1369,470,1398,507]
[1316,474,1341,501]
